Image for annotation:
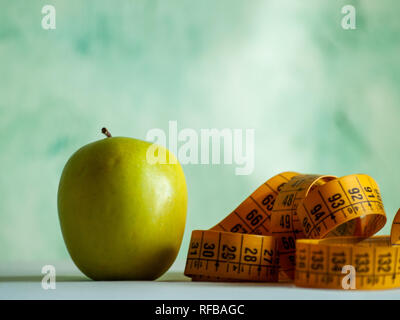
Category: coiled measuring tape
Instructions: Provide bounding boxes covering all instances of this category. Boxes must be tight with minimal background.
[184,172,400,289]
[185,172,296,282]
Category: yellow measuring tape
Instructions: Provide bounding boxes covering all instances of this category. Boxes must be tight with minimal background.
[184,172,400,289]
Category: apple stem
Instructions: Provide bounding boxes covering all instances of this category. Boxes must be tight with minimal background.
[101,127,112,138]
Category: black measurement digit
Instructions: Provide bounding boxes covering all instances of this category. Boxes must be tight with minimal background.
[243,247,258,262]
[221,244,237,260]
[328,193,345,209]
[283,194,294,207]
[189,241,200,255]
[311,251,324,270]
[298,253,306,268]
[310,204,325,220]
[277,182,286,192]
[262,194,275,211]
[280,214,291,228]
[331,252,346,272]
[202,243,215,258]
[222,244,236,252]
[364,186,375,198]
[282,236,295,250]
[291,179,302,187]
[375,189,382,202]
[302,217,311,233]
[347,206,355,214]
[244,248,258,255]
[230,224,248,233]
[377,253,392,272]
[288,254,295,266]
[348,187,363,201]
[244,256,257,262]
[263,249,274,264]
[355,253,370,273]
[246,209,263,226]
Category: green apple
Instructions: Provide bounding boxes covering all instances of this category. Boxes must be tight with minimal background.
[57,128,187,280]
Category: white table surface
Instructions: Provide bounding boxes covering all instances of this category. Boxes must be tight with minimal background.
[1,260,399,300]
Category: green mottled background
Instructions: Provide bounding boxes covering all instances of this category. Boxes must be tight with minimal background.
[0,0,399,267]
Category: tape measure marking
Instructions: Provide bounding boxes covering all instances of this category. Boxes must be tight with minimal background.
[271,174,337,278]
[185,230,278,281]
[295,236,400,289]
[298,174,386,241]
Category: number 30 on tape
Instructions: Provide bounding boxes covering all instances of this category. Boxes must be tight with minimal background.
[184,171,400,289]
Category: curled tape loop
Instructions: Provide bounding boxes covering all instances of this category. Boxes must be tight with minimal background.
[184,172,397,289]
